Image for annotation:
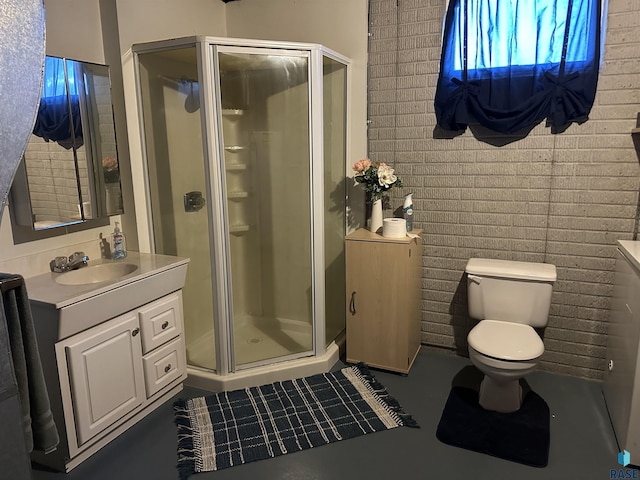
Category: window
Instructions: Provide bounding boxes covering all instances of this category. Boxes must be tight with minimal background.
[41,56,80,97]
[435,0,602,135]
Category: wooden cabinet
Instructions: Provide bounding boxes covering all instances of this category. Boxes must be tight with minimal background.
[345,228,422,374]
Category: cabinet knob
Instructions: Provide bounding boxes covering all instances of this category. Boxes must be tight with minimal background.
[164,364,172,373]
[349,291,357,315]
[132,328,140,337]
[161,321,169,330]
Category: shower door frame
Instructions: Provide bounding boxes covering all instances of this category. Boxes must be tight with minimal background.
[203,39,333,374]
[132,36,350,377]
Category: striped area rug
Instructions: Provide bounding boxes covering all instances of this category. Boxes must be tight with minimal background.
[174,363,417,478]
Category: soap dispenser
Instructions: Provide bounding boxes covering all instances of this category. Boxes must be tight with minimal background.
[403,193,414,232]
[111,221,127,259]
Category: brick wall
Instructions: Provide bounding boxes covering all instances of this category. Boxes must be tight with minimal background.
[368,0,640,379]
[24,136,89,225]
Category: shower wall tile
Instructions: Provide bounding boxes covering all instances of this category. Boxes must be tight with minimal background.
[368,0,640,380]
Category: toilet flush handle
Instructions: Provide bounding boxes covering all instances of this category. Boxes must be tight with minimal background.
[467,274,483,284]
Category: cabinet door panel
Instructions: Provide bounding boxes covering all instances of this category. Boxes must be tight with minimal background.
[65,313,145,445]
[346,240,408,370]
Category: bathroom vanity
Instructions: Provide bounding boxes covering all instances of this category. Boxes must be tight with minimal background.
[604,240,640,462]
[25,252,189,472]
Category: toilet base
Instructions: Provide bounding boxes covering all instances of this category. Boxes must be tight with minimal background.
[478,375,523,413]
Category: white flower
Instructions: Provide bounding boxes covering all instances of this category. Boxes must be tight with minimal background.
[377,165,397,187]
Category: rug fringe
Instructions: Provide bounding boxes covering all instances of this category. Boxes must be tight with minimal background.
[351,363,419,428]
[174,400,196,480]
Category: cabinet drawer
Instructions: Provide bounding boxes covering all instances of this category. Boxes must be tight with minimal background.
[138,292,183,354]
[143,336,186,398]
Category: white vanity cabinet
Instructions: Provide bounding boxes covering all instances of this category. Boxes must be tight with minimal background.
[59,291,185,447]
[26,253,189,472]
[604,242,640,461]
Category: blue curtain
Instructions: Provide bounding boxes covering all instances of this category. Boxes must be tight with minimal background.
[33,57,83,146]
[435,0,601,134]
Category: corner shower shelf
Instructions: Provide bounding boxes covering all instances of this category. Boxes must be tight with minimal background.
[229,224,250,234]
[222,109,244,116]
[225,163,248,171]
[227,191,249,199]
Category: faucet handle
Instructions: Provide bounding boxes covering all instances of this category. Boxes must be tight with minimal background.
[69,252,88,262]
[50,256,68,273]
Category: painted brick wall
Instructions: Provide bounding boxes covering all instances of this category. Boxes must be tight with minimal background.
[368,0,640,379]
[24,136,89,224]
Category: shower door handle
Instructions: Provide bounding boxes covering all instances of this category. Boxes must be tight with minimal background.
[349,291,357,315]
[184,191,206,212]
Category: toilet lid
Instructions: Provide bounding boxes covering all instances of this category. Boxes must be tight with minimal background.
[468,320,544,361]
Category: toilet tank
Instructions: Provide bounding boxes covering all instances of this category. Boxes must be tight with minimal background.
[466,258,557,327]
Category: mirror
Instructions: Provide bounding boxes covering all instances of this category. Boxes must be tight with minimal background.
[8,56,123,243]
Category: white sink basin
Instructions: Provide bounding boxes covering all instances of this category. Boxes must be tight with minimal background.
[55,263,138,286]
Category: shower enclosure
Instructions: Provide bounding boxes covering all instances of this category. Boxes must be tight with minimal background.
[132,37,348,389]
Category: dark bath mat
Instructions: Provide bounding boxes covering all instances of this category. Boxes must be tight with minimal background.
[436,386,550,467]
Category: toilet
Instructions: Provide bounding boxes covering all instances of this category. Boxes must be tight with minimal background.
[465,258,557,413]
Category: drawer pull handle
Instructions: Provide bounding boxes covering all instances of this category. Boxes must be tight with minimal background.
[164,364,172,373]
[349,291,357,315]
[132,328,140,337]
[161,321,169,330]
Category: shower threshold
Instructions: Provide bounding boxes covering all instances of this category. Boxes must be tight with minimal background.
[185,341,340,392]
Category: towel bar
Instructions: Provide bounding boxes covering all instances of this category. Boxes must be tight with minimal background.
[0,274,24,294]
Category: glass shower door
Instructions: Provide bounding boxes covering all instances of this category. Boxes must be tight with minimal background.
[137,46,218,372]
[322,54,348,346]
[215,48,314,368]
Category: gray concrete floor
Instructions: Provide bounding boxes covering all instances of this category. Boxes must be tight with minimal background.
[32,348,621,480]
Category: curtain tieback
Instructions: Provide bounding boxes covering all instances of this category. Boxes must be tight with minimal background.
[544,70,580,86]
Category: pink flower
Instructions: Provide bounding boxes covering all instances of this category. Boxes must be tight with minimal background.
[102,156,118,172]
[353,159,372,174]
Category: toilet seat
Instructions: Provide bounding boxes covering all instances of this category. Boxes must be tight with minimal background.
[468,319,544,361]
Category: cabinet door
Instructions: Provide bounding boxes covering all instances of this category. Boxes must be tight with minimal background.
[346,239,409,371]
[64,313,145,445]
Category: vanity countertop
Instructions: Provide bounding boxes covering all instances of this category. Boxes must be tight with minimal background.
[25,252,189,310]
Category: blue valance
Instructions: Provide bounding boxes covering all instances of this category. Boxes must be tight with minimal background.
[435,0,602,134]
[33,95,82,147]
[32,57,83,148]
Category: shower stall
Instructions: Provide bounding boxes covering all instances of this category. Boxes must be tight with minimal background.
[132,37,348,390]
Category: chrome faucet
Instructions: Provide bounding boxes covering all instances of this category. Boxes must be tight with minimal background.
[50,252,89,273]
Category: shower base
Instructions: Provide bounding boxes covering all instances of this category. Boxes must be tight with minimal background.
[185,315,340,391]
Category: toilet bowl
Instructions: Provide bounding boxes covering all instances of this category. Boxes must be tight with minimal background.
[465,258,556,413]
[468,319,544,412]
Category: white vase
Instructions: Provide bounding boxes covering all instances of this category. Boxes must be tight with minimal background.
[369,198,383,233]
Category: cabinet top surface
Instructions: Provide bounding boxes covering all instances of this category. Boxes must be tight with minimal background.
[618,240,640,272]
[346,228,422,244]
[25,252,189,309]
